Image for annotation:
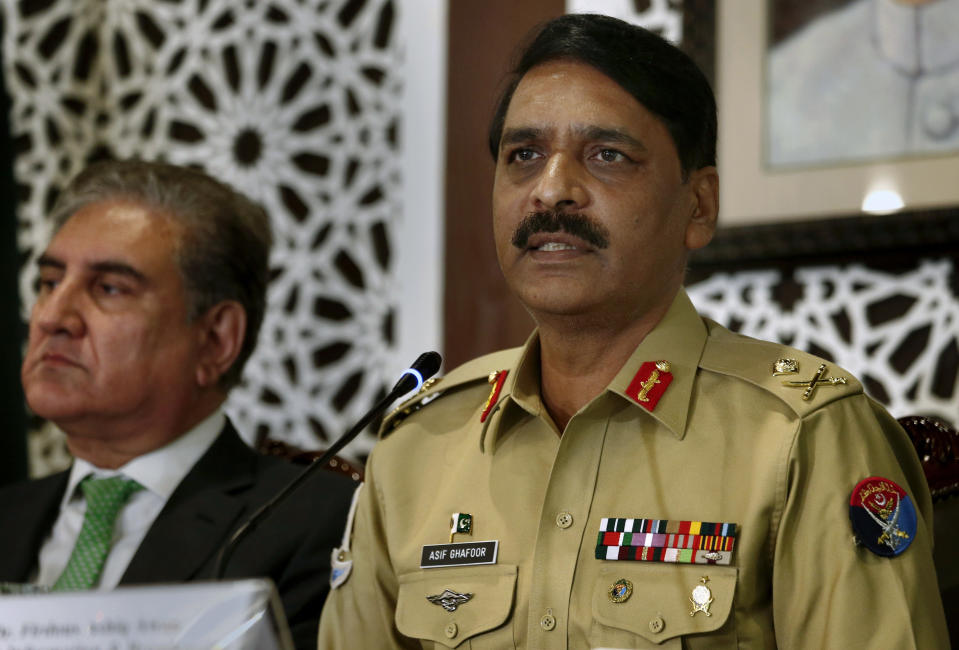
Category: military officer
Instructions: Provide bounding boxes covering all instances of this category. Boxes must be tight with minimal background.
[318,14,949,648]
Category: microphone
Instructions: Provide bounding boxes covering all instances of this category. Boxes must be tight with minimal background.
[390,351,443,396]
[212,351,442,579]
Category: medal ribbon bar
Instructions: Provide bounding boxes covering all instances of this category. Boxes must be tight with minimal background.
[596,518,738,565]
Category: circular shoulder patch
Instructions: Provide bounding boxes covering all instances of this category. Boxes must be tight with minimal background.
[849,476,917,557]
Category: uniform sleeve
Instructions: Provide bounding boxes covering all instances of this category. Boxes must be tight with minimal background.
[317,449,419,649]
[771,394,949,647]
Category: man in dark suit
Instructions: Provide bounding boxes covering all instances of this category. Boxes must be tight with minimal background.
[0,159,354,649]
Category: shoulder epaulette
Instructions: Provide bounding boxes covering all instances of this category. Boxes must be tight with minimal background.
[699,319,862,418]
[380,346,524,436]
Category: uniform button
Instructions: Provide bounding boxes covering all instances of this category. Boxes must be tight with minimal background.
[540,613,556,631]
[444,622,458,639]
[555,511,573,529]
[648,615,665,634]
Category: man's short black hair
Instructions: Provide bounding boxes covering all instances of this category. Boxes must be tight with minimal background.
[488,13,717,179]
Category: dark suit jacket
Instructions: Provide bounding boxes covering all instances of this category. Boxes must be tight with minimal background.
[0,421,355,649]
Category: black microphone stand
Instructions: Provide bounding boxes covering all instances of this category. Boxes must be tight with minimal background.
[212,352,441,579]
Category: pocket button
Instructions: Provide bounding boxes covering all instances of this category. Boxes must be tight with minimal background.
[648,615,665,634]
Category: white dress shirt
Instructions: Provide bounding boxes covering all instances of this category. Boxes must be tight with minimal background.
[35,410,226,589]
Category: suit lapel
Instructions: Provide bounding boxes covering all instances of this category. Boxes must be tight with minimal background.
[120,421,259,584]
[0,471,68,582]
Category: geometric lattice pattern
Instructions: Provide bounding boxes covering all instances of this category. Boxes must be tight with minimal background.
[568,0,684,41]
[2,0,402,472]
[688,258,959,426]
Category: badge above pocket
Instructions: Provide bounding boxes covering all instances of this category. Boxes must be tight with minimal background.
[395,565,517,648]
[591,564,737,644]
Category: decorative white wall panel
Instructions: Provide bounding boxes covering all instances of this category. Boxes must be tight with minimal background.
[566,0,684,42]
[688,259,959,425]
[2,0,445,474]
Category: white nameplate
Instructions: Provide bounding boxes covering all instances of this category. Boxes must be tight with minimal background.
[0,578,292,649]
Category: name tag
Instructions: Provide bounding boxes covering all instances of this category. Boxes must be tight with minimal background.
[420,541,498,568]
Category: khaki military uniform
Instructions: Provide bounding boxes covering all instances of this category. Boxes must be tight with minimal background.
[318,290,948,648]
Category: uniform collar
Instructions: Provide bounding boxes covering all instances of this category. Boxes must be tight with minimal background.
[476,332,542,452]
[873,0,959,74]
[480,289,707,451]
[606,290,707,439]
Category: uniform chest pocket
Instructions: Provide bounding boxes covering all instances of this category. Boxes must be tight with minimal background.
[590,564,737,647]
[396,565,517,649]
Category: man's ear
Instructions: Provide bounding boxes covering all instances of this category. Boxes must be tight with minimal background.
[684,166,719,251]
[194,300,247,388]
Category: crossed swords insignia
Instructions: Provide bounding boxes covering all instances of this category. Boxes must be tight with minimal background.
[864,493,910,551]
[779,362,847,401]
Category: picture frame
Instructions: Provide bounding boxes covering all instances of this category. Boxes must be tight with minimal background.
[715,2,959,227]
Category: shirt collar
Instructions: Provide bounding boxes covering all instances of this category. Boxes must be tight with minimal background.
[480,289,708,451]
[62,409,225,507]
[478,333,541,453]
[606,290,707,439]
[874,0,959,74]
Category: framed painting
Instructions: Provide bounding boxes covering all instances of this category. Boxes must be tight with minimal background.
[715,1,959,227]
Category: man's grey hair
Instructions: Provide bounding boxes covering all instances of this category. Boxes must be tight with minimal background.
[49,159,273,389]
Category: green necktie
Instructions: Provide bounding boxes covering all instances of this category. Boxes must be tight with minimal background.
[53,475,144,591]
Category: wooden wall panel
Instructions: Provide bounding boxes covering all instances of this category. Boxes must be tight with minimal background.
[444,0,564,370]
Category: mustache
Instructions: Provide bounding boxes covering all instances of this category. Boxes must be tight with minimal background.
[511,210,610,250]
